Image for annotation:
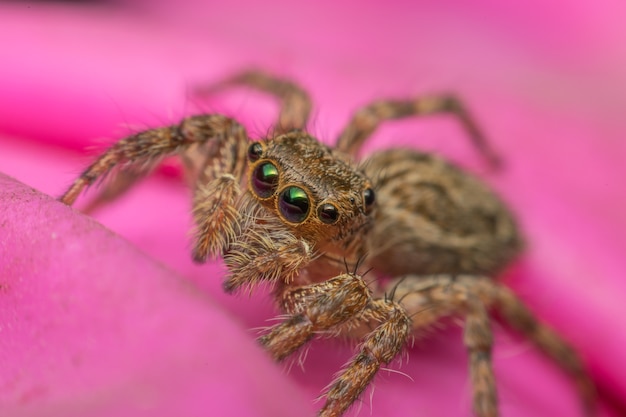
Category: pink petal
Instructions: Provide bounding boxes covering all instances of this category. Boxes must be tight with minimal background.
[1,2,625,416]
[0,172,310,417]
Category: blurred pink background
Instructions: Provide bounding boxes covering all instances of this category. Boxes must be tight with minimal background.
[1,1,625,416]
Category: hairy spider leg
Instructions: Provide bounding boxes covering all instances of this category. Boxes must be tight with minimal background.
[259,273,411,417]
[319,298,411,417]
[386,274,595,417]
[66,70,312,213]
[260,273,372,361]
[194,69,312,135]
[336,96,501,169]
[191,118,249,261]
[59,114,250,262]
[494,282,596,416]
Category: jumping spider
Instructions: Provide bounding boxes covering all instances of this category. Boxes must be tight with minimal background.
[60,71,594,417]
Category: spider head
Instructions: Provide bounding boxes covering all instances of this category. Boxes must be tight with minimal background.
[246,131,375,247]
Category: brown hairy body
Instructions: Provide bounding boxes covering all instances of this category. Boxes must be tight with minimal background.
[60,71,594,417]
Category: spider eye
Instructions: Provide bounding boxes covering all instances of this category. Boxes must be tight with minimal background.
[279,186,310,223]
[247,142,263,161]
[252,162,279,198]
[363,188,375,207]
[317,203,339,224]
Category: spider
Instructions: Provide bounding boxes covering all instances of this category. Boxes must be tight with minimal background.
[59,71,594,417]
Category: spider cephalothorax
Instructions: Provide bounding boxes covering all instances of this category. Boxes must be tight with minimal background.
[218,131,377,293]
[60,71,594,417]
[245,131,375,246]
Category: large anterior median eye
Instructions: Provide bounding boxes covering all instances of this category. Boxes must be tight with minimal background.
[279,186,310,223]
[252,162,279,198]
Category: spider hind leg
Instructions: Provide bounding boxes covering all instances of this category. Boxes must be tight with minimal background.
[387,274,595,417]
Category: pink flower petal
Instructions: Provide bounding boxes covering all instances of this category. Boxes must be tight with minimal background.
[1,2,625,416]
[0,173,311,417]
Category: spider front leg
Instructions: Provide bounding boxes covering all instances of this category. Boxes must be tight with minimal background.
[320,298,411,417]
[261,274,411,417]
[59,114,250,261]
[388,274,595,417]
[60,114,245,205]
[77,142,219,214]
[336,95,501,169]
[260,273,372,361]
[190,124,249,261]
[194,70,312,134]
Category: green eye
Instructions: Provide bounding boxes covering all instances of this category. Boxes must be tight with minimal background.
[252,162,279,198]
[279,186,310,223]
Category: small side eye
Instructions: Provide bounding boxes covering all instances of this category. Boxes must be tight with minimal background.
[317,203,339,224]
[363,188,375,207]
[279,186,310,223]
[247,142,264,161]
[252,162,279,198]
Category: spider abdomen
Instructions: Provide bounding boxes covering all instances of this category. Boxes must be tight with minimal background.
[364,149,522,277]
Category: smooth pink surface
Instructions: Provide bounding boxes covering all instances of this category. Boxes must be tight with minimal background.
[1,2,625,417]
[0,174,310,417]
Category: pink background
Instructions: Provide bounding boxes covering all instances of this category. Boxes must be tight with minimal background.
[1,1,625,416]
